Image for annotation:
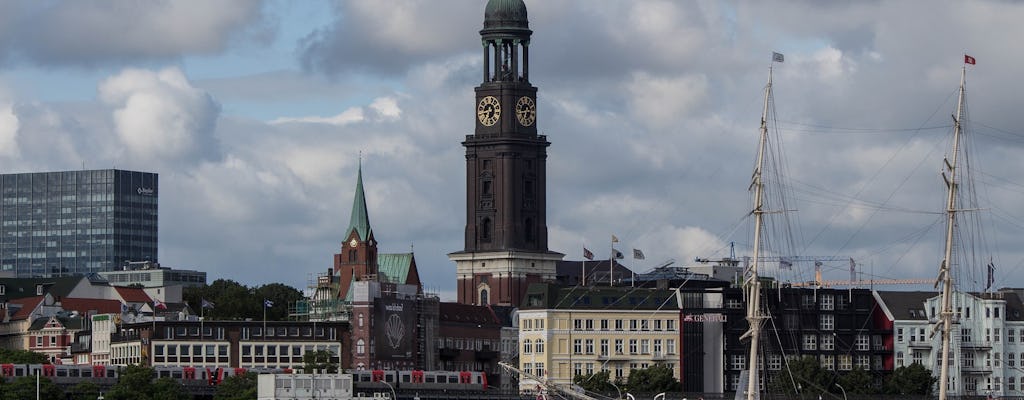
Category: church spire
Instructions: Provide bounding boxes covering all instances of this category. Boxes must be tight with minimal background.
[346,160,372,241]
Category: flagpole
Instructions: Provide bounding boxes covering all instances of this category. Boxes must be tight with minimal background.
[263,300,267,342]
[609,235,615,286]
[200,301,204,340]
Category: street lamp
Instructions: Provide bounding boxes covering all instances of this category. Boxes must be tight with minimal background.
[609,380,623,400]
[835,383,848,400]
[381,380,397,400]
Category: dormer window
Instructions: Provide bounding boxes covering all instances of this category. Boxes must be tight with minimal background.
[36,285,43,295]
[0,284,5,295]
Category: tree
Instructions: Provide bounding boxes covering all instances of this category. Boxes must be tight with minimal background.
[215,372,258,400]
[68,380,101,400]
[769,356,831,396]
[573,370,619,395]
[0,375,63,400]
[104,365,189,400]
[303,349,339,373]
[150,377,190,400]
[625,364,678,393]
[255,282,304,321]
[837,366,875,394]
[0,348,47,364]
[884,363,936,395]
[184,279,303,321]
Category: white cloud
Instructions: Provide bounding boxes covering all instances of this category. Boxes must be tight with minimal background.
[0,103,18,157]
[626,72,708,128]
[270,107,364,126]
[99,67,221,165]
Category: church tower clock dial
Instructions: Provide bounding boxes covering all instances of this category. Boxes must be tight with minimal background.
[515,96,536,126]
[450,0,563,308]
[477,96,501,126]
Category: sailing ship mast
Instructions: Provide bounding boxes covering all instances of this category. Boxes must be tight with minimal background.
[936,63,968,400]
[741,56,778,400]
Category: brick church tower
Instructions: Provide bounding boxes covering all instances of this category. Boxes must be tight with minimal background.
[449,0,563,307]
[334,162,378,300]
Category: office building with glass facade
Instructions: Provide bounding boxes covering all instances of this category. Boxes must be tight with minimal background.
[0,169,157,277]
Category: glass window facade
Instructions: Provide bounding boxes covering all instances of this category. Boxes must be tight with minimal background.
[0,169,157,277]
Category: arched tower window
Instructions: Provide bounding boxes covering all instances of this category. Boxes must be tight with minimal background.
[480,288,489,306]
[356,339,365,355]
[349,249,358,262]
[481,218,492,241]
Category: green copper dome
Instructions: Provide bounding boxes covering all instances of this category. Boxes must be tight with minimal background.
[484,0,528,30]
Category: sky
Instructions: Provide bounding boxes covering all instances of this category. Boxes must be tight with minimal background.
[1,0,1023,300]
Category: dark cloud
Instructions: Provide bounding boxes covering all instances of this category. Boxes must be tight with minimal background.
[5,0,1024,297]
[0,0,269,66]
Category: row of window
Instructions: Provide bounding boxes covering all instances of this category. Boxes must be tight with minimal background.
[521,362,676,380]
[563,338,676,356]
[897,326,1024,344]
[802,334,876,351]
[729,353,880,372]
[523,318,678,332]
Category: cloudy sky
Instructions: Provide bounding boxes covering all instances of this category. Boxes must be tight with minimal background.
[1,0,1022,299]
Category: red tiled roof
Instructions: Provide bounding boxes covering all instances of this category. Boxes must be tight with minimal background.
[115,287,152,303]
[439,302,500,325]
[60,298,122,315]
[9,296,44,321]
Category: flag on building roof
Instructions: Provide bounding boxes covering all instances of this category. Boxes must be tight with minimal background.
[153,299,167,310]
[201,299,215,309]
[613,250,624,259]
[965,54,976,65]
[633,249,645,260]
[611,235,619,243]
[120,302,129,314]
[583,247,594,260]
[264,299,274,308]
[772,52,785,63]
[987,260,996,291]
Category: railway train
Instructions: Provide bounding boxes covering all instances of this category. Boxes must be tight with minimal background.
[1,363,492,392]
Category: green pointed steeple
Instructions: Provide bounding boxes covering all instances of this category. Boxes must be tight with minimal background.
[346,161,372,241]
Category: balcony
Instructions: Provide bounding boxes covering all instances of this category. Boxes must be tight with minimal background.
[475,350,499,360]
[651,352,672,360]
[961,341,993,350]
[961,364,992,374]
[439,348,461,359]
[907,341,933,349]
[597,353,631,361]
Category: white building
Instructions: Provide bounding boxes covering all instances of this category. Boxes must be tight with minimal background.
[257,373,354,400]
[876,289,1024,397]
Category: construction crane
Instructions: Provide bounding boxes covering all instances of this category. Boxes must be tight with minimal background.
[789,261,932,288]
[498,361,598,400]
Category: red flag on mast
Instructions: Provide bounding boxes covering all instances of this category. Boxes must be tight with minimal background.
[965,55,976,65]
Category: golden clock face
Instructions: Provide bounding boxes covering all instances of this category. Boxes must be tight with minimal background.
[477,96,501,126]
[350,238,358,248]
[515,96,536,127]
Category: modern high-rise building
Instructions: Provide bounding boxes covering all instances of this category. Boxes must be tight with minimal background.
[0,169,158,277]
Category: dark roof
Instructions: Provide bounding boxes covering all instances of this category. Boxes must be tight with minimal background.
[490,304,517,327]
[0,277,84,300]
[346,162,372,242]
[28,315,84,331]
[483,0,528,30]
[439,302,501,326]
[1003,292,1024,321]
[520,283,679,311]
[875,291,935,320]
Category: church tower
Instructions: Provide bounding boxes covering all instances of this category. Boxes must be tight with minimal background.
[335,162,379,300]
[449,0,563,307]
